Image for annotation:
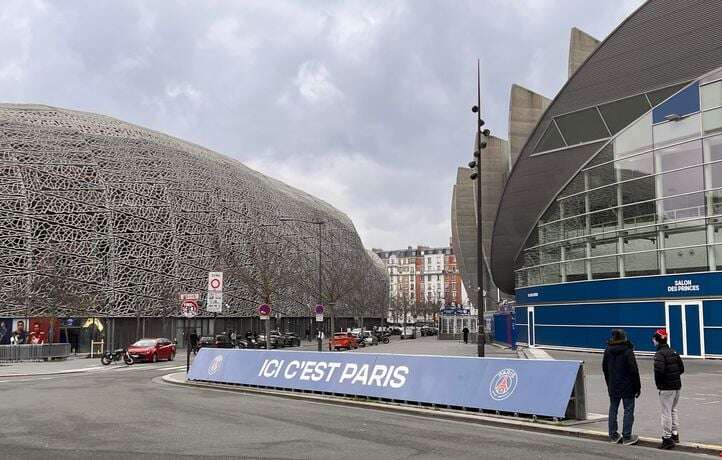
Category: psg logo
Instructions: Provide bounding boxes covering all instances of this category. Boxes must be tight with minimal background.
[489,368,518,401]
[208,355,224,376]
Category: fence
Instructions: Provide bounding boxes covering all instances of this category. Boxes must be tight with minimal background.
[0,343,72,362]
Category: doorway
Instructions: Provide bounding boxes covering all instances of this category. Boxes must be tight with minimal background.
[527,307,536,347]
[665,301,704,358]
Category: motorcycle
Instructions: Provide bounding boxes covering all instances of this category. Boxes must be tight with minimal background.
[376,332,391,344]
[101,348,134,365]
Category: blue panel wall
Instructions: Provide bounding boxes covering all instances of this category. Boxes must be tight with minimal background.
[703,300,722,355]
[493,313,513,345]
[517,272,722,305]
[534,302,665,326]
[704,329,722,355]
[517,324,528,344]
[703,301,722,326]
[515,307,528,325]
[535,325,659,351]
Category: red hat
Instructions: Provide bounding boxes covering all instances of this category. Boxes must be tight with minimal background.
[655,328,668,339]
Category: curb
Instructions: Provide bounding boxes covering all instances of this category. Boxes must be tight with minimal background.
[161,372,722,457]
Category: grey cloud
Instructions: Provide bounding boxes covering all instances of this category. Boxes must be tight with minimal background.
[0,0,643,250]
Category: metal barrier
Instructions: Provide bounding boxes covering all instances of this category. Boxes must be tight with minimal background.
[0,343,72,362]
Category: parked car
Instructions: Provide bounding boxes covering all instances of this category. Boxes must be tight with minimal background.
[282,332,301,347]
[420,326,439,336]
[330,332,359,351]
[214,334,235,348]
[197,336,216,349]
[127,338,176,363]
[400,326,417,339]
[256,334,281,349]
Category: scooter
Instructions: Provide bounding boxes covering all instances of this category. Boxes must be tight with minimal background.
[101,348,134,365]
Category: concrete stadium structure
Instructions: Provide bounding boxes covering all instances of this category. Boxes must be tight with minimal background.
[0,104,387,348]
[451,27,596,311]
[491,0,722,357]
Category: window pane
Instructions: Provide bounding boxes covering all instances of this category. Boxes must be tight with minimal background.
[564,241,587,282]
[660,166,703,197]
[616,152,654,181]
[662,192,705,220]
[701,81,722,111]
[541,200,561,223]
[664,246,708,274]
[534,122,565,153]
[664,221,707,249]
[560,173,586,197]
[614,112,652,157]
[540,245,561,264]
[705,134,722,162]
[652,83,700,123]
[539,221,561,244]
[622,201,657,226]
[623,228,657,253]
[527,267,541,286]
[590,237,617,257]
[591,255,619,279]
[599,94,651,135]
[715,244,722,271]
[647,82,689,106]
[541,263,561,284]
[559,194,585,218]
[708,190,722,215]
[555,107,610,145]
[589,209,618,235]
[703,108,722,135]
[621,176,655,205]
[588,184,617,212]
[656,140,703,171]
[587,162,615,189]
[563,216,587,239]
[652,113,701,148]
[707,163,722,189]
[624,251,659,277]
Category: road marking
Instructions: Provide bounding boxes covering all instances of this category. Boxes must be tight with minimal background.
[699,400,720,405]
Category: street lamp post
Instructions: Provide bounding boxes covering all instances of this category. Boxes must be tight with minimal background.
[279,217,324,351]
[468,60,490,358]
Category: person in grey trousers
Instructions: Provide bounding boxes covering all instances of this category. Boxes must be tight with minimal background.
[653,328,684,450]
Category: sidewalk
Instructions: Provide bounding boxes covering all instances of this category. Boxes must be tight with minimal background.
[0,355,107,377]
[545,348,722,446]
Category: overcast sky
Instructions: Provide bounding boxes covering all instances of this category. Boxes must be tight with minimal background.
[0,0,643,250]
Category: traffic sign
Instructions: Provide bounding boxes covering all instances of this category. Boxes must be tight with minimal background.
[207,292,223,313]
[314,304,324,314]
[208,272,223,292]
[181,299,198,318]
[179,293,199,301]
[259,304,271,320]
[315,313,324,322]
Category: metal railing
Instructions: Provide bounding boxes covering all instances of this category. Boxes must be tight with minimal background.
[0,343,72,362]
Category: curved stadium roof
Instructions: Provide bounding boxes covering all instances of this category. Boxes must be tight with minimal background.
[491,0,722,294]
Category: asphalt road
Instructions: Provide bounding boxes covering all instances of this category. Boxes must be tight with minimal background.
[0,360,707,459]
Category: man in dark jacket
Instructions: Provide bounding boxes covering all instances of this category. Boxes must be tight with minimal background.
[602,329,641,445]
[653,328,684,450]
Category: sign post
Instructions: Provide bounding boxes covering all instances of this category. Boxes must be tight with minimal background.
[259,304,271,350]
[179,294,199,374]
[207,272,223,313]
[315,304,324,352]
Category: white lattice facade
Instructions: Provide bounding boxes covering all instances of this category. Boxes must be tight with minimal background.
[0,104,384,318]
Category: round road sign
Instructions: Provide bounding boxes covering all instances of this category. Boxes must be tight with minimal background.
[209,278,222,289]
[258,304,271,316]
[181,299,198,318]
[314,304,324,315]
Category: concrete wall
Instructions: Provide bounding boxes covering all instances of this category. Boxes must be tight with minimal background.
[568,27,600,78]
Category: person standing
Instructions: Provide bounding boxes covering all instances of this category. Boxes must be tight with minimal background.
[653,328,684,450]
[462,326,469,344]
[602,329,641,445]
[189,329,199,355]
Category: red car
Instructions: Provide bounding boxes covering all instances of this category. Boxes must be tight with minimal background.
[127,338,176,363]
[329,332,359,351]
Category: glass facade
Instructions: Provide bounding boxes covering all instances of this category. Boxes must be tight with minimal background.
[516,71,722,287]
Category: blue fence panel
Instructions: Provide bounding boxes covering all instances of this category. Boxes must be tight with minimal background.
[534,325,659,352]
[703,301,722,326]
[704,329,722,355]
[188,349,581,418]
[533,302,665,327]
[494,314,511,344]
[516,324,528,344]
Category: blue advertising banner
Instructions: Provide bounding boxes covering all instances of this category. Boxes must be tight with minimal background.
[516,271,722,305]
[188,349,581,418]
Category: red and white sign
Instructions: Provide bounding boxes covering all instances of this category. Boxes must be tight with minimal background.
[179,293,200,301]
[208,272,223,292]
[259,304,271,320]
[181,299,198,318]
